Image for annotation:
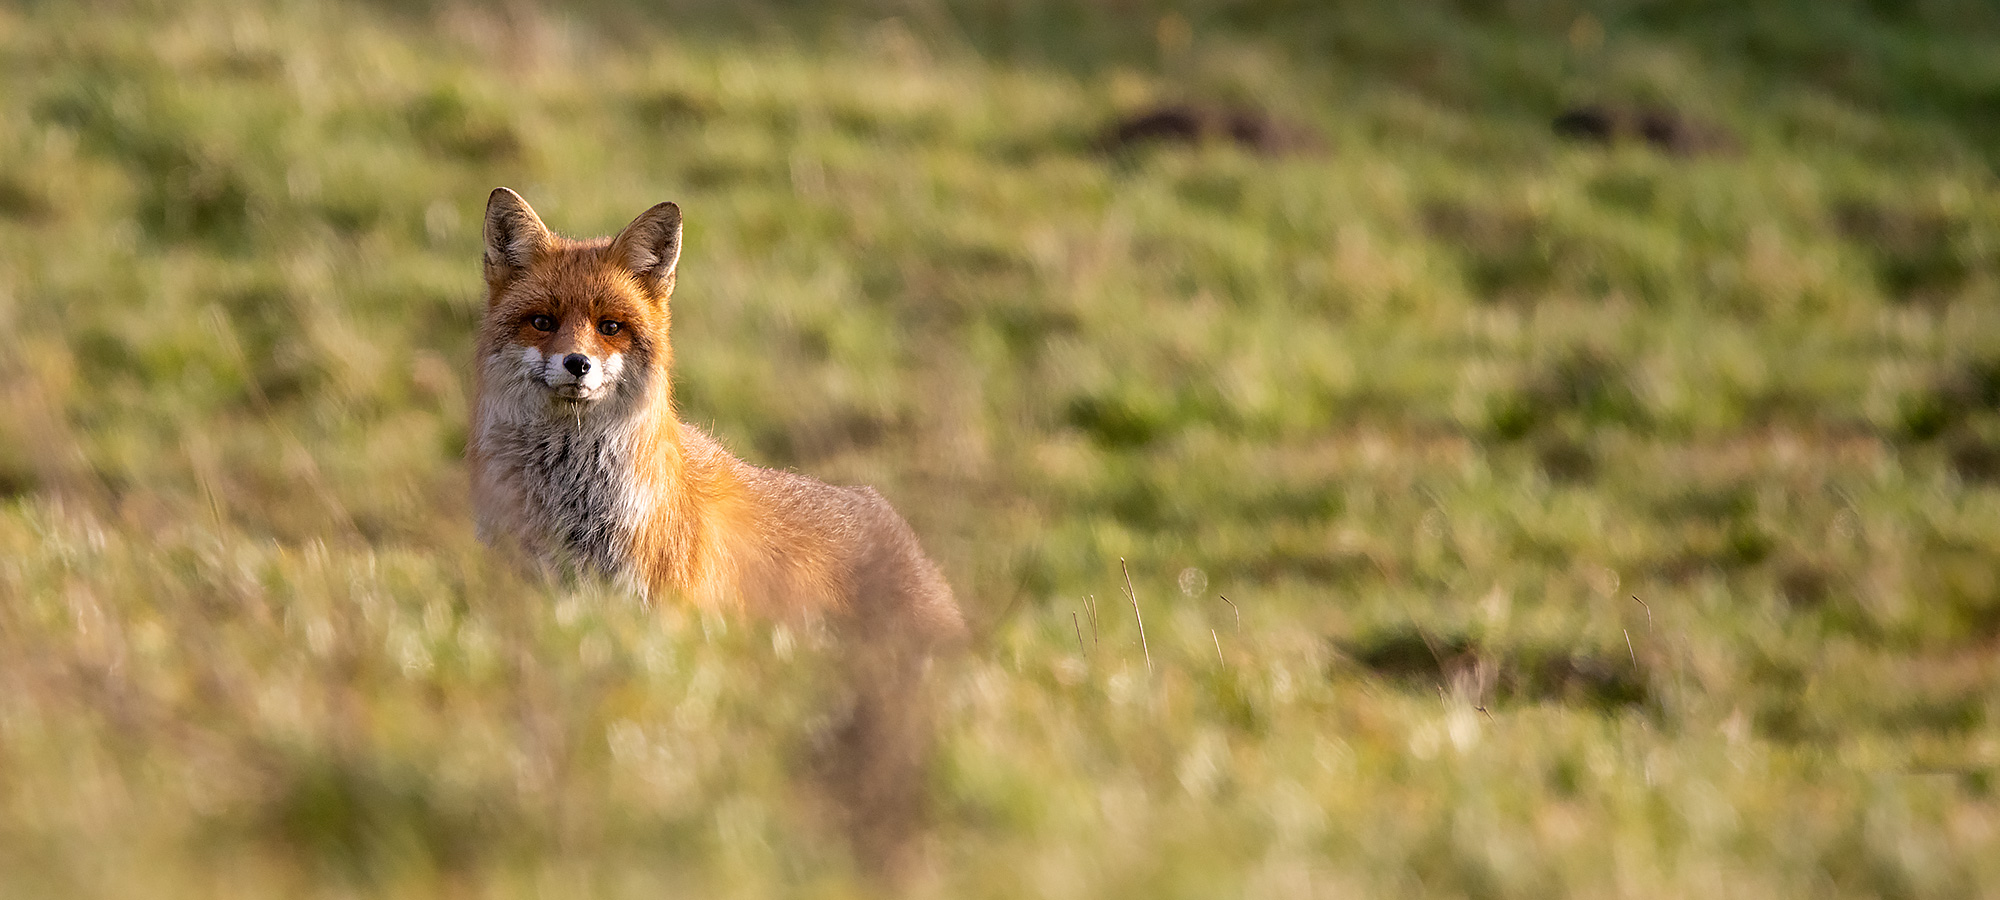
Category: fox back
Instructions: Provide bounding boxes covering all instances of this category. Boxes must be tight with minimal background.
[468,188,963,642]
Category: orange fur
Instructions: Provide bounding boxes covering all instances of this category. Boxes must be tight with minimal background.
[468,188,963,642]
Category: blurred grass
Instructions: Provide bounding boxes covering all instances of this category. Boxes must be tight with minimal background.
[2,0,1998,896]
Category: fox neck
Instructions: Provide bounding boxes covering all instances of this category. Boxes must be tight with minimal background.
[478,367,702,588]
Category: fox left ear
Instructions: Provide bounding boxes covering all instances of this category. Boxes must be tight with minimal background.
[483,187,552,287]
[610,201,683,297]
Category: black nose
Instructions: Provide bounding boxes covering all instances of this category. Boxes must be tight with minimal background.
[563,354,591,377]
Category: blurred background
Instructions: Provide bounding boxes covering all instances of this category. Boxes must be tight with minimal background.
[1,0,1997,896]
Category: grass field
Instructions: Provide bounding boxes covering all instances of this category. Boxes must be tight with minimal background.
[2,0,1998,896]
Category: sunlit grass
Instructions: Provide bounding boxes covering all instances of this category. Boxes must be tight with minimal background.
[2,0,1997,896]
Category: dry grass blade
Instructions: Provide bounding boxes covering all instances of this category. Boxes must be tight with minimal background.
[1120,558,1151,675]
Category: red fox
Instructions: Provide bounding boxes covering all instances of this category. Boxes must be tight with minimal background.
[469,188,963,643]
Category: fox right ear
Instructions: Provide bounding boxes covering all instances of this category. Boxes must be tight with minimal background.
[609,201,682,298]
[483,188,551,285]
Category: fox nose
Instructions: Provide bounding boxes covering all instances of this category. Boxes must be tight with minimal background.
[563,354,591,377]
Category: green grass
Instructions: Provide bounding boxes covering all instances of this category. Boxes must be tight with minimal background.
[2,0,1998,896]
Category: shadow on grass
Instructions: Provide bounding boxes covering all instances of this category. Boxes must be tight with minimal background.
[1334,626,1654,712]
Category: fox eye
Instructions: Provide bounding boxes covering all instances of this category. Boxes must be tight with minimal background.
[528,314,556,332]
[597,320,623,336]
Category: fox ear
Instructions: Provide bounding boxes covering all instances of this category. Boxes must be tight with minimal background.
[483,187,551,285]
[609,201,682,297]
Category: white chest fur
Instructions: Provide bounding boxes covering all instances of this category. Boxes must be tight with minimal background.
[482,410,647,576]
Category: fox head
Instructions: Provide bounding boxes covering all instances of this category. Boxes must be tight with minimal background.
[477,188,681,413]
